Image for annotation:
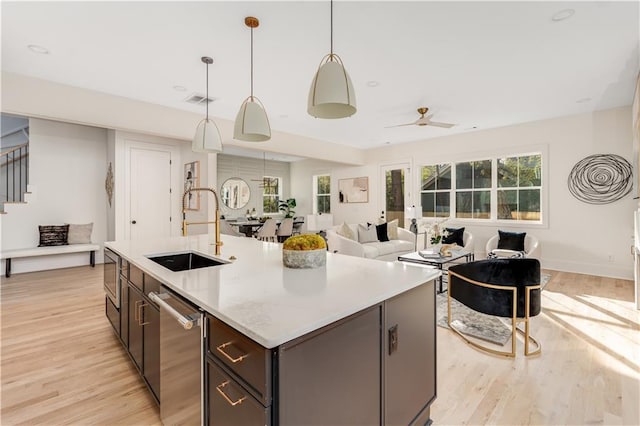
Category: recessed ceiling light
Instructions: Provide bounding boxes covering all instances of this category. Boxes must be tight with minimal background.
[551,9,575,22]
[576,97,592,103]
[27,44,49,54]
[279,114,289,119]
[366,81,380,88]
[173,85,187,92]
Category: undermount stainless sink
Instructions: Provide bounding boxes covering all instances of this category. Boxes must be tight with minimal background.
[146,251,228,272]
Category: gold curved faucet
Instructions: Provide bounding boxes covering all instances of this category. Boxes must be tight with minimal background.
[182,187,222,256]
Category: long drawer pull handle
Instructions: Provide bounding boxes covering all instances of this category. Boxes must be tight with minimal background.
[216,380,246,406]
[216,342,248,363]
[133,300,140,321]
[139,302,150,326]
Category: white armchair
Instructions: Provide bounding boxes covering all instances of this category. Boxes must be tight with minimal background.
[486,234,539,259]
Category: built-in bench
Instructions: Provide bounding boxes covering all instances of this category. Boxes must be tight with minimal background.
[0,244,100,277]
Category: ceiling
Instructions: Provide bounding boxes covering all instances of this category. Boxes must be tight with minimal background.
[2,1,639,155]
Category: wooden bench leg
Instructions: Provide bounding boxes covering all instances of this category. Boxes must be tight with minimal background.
[90,251,96,267]
[5,258,11,278]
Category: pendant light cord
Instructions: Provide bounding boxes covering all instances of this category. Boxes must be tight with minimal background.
[251,26,254,99]
[205,61,209,119]
[330,0,333,55]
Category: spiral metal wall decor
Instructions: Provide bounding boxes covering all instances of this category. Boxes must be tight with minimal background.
[567,154,632,204]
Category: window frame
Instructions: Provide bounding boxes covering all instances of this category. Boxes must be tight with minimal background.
[417,148,546,226]
[262,175,282,215]
[313,174,331,214]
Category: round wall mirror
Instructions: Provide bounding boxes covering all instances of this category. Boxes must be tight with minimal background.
[221,178,251,210]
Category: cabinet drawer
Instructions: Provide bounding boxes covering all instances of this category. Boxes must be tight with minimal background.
[105,296,120,335]
[129,264,143,291]
[207,315,271,405]
[208,358,270,426]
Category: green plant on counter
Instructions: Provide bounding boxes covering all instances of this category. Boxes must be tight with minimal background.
[283,234,326,251]
[278,198,296,218]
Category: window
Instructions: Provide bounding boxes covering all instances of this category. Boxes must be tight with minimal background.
[419,152,542,223]
[313,175,331,214]
[455,160,491,219]
[420,164,451,218]
[262,176,281,214]
[497,154,541,221]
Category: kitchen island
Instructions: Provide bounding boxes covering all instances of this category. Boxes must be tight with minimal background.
[105,234,439,425]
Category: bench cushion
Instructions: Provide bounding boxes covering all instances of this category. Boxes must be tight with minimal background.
[1,244,100,260]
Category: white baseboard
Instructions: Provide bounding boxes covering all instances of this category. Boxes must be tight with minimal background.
[541,258,633,280]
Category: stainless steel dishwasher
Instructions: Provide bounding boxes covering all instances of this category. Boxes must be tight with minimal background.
[149,288,203,425]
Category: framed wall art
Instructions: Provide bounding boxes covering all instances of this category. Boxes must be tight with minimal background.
[338,177,369,203]
[184,161,200,210]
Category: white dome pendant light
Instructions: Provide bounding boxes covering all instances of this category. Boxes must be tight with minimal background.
[192,56,223,153]
[308,0,356,119]
[234,16,271,142]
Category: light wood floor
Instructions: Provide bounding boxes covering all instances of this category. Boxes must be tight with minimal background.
[1,266,639,425]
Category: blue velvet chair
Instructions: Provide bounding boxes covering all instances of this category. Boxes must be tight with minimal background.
[447,258,542,357]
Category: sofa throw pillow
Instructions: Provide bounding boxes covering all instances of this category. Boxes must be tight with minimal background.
[443,227,465,246]
[358,223,379,243]
[336,222,355,241]
[38,224,69,247]
[375,222,390,242]
[497,230,526,251]
[67,222,93,244]
[387,219,399,240]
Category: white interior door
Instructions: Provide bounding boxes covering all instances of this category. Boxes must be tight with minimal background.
[130,147,172,240]
[380,163,411,226]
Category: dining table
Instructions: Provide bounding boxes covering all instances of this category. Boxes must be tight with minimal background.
[228,220,267,237]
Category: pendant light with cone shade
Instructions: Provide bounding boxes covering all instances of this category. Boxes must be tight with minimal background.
[192,56,223,153]
[234,17,271,142]
[308,0,356,119]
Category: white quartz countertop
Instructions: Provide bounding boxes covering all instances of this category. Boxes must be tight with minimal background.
[105,235,439,348]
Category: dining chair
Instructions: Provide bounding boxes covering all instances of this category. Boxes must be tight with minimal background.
[218,219,244,237]
[254,218,277,242]
[292,216,305,235]
[277,218,294,242]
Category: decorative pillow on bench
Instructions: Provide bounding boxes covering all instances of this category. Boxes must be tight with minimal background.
[38,225,70,247]
[67,222,94,244]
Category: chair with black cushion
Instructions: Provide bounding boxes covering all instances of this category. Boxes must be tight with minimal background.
[447,258,542,357]
[442,227,474,257]
[486,230,539,259]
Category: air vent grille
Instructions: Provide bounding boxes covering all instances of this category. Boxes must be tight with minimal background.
[184,93,217,105]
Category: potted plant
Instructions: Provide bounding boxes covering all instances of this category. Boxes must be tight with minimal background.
[282,234,327,268]
[278,198,296,218]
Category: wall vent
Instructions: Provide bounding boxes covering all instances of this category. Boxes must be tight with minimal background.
[184,93,217,105]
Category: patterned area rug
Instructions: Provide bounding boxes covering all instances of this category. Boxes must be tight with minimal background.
[436,273,551,346]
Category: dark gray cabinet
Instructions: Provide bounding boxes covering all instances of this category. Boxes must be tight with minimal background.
[205,279,436,426]
[105,259,160,406]
[127,283,144,371]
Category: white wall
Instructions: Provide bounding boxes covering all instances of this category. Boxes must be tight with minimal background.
[1,118,108,274]
[291,107,635,279]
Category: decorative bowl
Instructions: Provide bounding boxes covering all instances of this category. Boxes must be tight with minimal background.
[283,248,326,269]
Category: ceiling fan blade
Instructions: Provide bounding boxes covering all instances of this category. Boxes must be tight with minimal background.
[384,122,416,128]
[427,121,455,128]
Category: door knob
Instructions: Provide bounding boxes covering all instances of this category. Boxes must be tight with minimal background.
[131,220,137,224]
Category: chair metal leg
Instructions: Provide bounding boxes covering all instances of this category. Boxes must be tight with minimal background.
[447,273,542,357]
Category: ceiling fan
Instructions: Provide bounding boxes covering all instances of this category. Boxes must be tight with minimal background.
[386,107,455,129]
